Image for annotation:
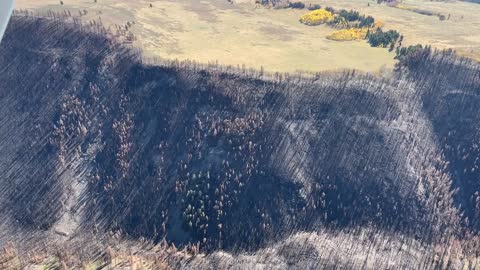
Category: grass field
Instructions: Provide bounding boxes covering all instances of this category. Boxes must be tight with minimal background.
[15,0,480,73]
[310,0,480,60]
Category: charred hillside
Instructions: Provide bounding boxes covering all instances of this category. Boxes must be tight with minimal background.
[397,50,480,231]
[0,14,480,268]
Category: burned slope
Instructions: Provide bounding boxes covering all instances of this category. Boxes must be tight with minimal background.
[0,15,122,230]
[0,15,476,261]
[398,48,480,231]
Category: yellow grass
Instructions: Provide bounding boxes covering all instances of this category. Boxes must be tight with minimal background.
[14,0,480,68]
[394,4,413,11]
[15,0,397,73]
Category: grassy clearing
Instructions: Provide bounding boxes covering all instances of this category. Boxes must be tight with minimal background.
[303,0,480,61]
[16,0,395,73]
[14,0,480,71]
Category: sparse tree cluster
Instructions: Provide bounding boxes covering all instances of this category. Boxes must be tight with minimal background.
[367,28,400,50]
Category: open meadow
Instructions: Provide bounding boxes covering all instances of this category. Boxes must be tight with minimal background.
[13,0,480,72]
[311,0,480,60]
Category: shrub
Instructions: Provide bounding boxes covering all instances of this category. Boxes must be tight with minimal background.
[299,9,335,26]
[289,2,305,9]
[256,0,289,7]
[359,15,375,27]
[326,28,369,41]
[395,45,433,68]
[325,9,375,29]
[325,6,335,13]
[367,29,400,47]
[338,9,360,22]
[307,4,321,10]
[328,16,349,28]
[395,44,424,60]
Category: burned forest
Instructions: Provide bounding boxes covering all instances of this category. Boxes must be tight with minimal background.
[0,14,480,269]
